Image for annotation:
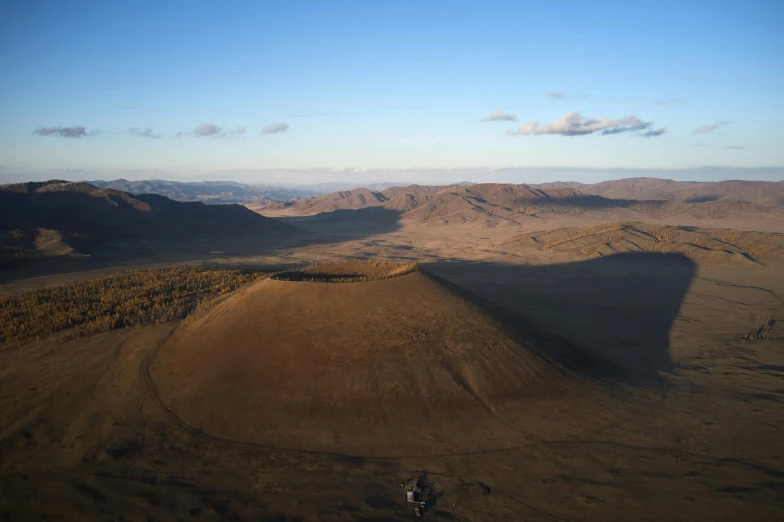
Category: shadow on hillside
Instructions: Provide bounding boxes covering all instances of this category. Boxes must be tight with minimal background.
[683,195,721,203]
[421,252,696,384]
[517,194,625,210]
[513,194,722,214]
[272,207,405,247]
[275,207,403,231]
[515,194,662,211]
[0,199,405,282]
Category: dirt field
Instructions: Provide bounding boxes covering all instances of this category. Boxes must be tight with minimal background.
[1,213,783,521]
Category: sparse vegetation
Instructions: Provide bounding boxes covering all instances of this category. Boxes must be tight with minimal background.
[745,242,777,259]
[627,201,685,217]
[718,229,745,244]
[0,267,266,343]
[542,222,626,250]
[531,222,783,262]
[743,315,776,342]
[516,202,590,216]
[641,224,679,243]
[0,227,40,266]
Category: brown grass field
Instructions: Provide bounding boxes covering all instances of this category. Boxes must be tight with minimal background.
[1,206,783,521]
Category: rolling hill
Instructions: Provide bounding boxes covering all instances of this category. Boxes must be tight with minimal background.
[537,177,784,205]
[251,184,451,215]
[501,222,784,265]
[249,181,784,229]
[0,180,293,266]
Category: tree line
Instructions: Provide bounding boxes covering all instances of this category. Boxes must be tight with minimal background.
[0,266,265,343]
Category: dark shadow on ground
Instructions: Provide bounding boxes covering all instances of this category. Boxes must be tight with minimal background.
[512,193,737,215]
[514,194,632,211]
[683,195,721,203]
[0,188,404,282]
[513,194,672,212]
[275,207,402,237]
[422,252,697,385]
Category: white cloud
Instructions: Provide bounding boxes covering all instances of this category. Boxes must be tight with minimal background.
[128,127,162,139]
[693,144,745,150]
[544,92,567,99]
[480,109,518,122]
[692,121,732,134]
[177,123,248,138]
[508,121,537,135]
[262,123,289,134]
[193,123,222,137]
[507,111,666,137]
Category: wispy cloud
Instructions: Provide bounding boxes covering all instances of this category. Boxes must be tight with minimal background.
[175,123,232,138]
[480,109,517,122]
[600,121,667,138]
[509,121,537,135]
[174,124,248,139]
[640,127,668,138]
[692,121,732,134]
[33,126,89,138]
[544,92,567,99]
[128,127,162,139]
[507,111,666,138]
[694,144,745,150]
[194,123,222,137]
[262,122,289,134]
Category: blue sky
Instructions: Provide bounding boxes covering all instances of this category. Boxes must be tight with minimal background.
[1,0,782,184]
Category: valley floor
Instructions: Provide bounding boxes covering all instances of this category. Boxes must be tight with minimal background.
[1,216,783,521]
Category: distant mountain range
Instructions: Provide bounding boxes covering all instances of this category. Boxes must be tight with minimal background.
[86,177,784,209]
[87,179,320,204]
[532,177,784,206]
[283,181,431,193]
[0,180,292,267]
[248,178,784,228]
[86,179,422,204]
[3,176,783,270]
